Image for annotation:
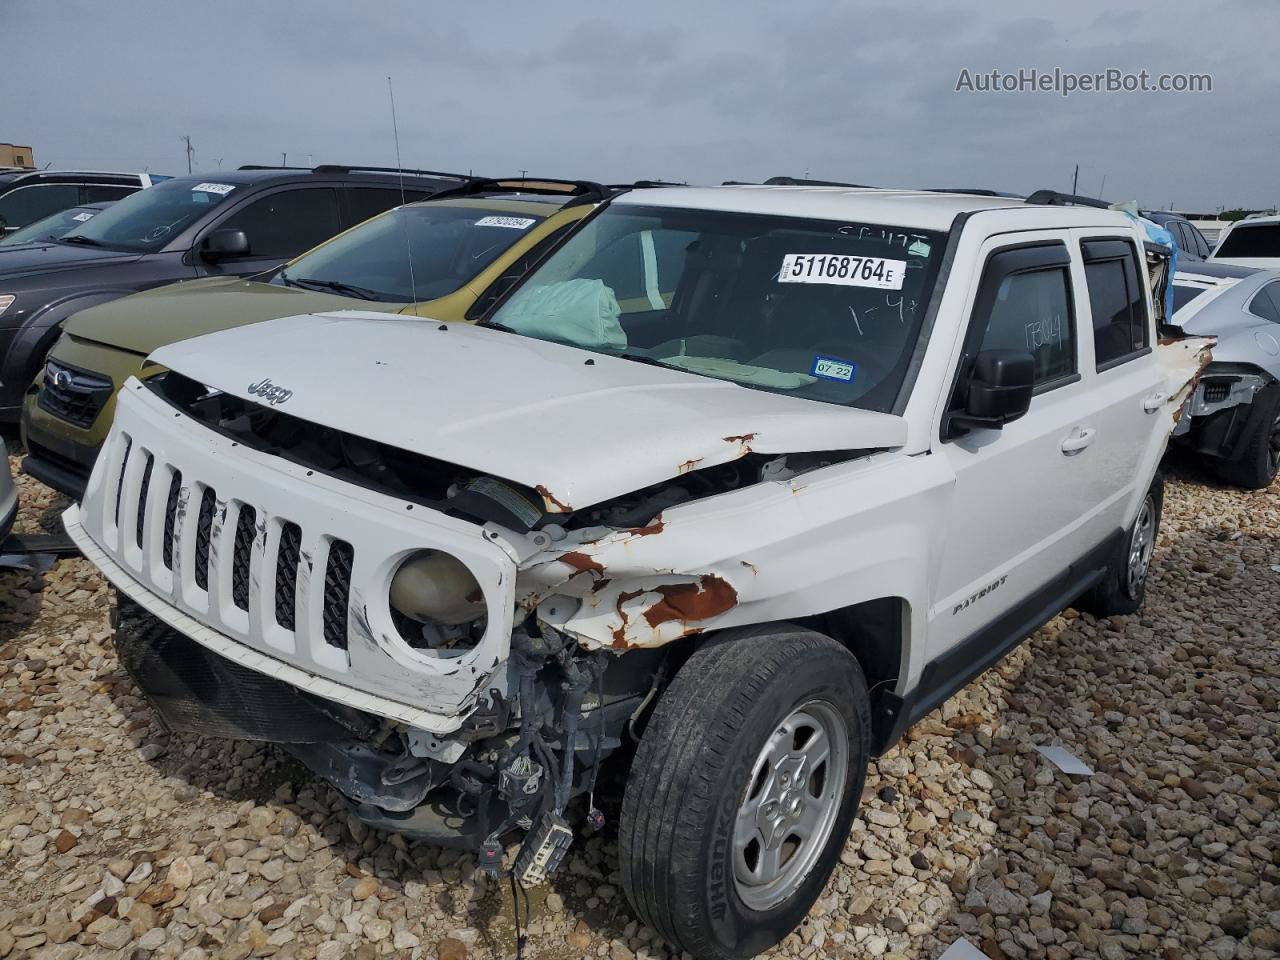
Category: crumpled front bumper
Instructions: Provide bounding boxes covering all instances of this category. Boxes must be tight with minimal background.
[67,380,520,735]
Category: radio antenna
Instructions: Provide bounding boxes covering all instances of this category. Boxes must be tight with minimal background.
[387,75,417,306]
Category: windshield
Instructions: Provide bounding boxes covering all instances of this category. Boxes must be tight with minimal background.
[0,206,101,245]
[60,178,241,252]
[1171,283,1206,313]
[1217,223,1280,259]
[275,204,547,303]
[486,205,945,411]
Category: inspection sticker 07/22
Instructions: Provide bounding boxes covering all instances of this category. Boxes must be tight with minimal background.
[811,355,856,382]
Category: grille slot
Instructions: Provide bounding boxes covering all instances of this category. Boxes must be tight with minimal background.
[275,522,303,630]
[194,488,217,591]
[321,541,354,650]
[135,453,154,549]
[231,506,257,612]
[162,471,182,570]
[114,437,132,529]
[37,360,114,429]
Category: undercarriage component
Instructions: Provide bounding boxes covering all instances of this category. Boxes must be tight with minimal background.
[114,598,374,743]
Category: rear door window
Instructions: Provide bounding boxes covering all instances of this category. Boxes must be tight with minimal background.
[217,187,343,259]
[1081,239,1150,368]
[1189,224,1212,258]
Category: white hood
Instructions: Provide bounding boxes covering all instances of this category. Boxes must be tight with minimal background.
[150,311,907,512]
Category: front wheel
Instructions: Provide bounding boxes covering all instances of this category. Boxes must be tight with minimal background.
[618,626,869,960]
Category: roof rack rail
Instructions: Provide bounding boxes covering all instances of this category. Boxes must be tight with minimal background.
[764,175,876,188]
[1025,189,1111,210]
[236,164,310,171]
[427,177,610,209]
[310,164,473,180]
[926,187,1025,198]
[607,179,688,189]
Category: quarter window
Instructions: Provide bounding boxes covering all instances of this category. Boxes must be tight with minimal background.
[1082,239,1149,368]
[1248,281,1280,324]
[218,188,343,260]
[976,266,1075,386]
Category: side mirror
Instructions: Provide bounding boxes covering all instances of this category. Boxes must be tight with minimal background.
[953,349,1034,431]
[201,228,250,261]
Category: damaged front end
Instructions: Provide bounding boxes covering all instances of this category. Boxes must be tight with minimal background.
[67,370,885,879]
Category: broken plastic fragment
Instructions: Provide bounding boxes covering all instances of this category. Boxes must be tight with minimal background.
[1034,744,1094,776]
[938,939,992,960]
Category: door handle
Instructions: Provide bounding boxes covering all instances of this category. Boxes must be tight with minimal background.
[1143,392,1166,414]
[1061,427,1097,455]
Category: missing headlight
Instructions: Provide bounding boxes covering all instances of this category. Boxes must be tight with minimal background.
[389,550,486,654]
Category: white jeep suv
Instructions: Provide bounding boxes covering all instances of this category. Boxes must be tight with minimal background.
[66,186,1208,960]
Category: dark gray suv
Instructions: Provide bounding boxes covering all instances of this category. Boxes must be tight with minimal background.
[0,164,473,420]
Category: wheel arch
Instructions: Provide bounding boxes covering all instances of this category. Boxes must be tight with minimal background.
[664,596,913,757]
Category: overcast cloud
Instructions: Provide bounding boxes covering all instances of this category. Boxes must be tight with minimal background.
[4,0,1276,211]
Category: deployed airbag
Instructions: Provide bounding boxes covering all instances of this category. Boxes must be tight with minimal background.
[500,278,627,350]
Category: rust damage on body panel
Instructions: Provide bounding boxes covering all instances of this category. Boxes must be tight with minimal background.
[559,552,605,576]
[535,485,572,513]
[608,575,739,649]
[1156,335,1216,425]
[677,457,703,475]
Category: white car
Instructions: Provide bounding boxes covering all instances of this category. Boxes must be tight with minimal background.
[65,186,1209,960]
[1209,213,1280,269]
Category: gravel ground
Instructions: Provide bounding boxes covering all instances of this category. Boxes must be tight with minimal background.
[1,444,1278,960]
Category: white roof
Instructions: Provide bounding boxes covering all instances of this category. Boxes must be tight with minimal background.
[611,185,1136,233]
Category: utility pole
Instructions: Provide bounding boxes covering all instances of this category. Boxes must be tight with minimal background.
[181,136,193,174]
[1098,175,1106,199]
[282,152,287,167]
[1071,163,1079,195]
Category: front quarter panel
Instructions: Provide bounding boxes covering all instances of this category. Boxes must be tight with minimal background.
[524,449,954,694]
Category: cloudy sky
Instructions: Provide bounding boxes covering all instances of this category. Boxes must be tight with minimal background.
[5,0,1276,212]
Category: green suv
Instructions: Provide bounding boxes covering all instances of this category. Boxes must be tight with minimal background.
[22,180,607,497]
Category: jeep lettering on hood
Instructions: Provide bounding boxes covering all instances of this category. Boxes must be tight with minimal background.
[246,377,293,405]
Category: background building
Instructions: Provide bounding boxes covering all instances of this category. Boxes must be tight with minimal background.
[0,143,35,168]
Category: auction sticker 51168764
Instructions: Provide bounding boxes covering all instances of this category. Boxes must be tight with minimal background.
[779,253,906,290]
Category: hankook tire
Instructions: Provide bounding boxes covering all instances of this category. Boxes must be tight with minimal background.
[618,625,869,960]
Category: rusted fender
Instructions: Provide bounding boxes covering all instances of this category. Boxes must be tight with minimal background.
[1156,335,1215,424]
[538,572,739,650]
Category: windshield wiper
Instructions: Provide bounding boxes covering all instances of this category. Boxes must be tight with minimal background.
[612,351,674,369]
[286,276,381,301]
[59,235,102,247]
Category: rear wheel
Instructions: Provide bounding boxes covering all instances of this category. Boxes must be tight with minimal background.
[1075,474,1163,618]
[618,626,868,960]
[1215,384,1280,490]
